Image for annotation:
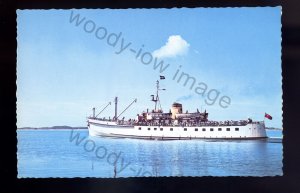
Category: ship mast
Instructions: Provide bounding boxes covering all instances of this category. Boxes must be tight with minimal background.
[152,77,165,112]
[155,80,159,111]
[114,97,118,120]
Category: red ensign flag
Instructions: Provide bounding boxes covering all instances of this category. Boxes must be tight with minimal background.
[265,113,273,120]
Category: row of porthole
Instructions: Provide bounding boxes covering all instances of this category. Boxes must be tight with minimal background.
[138,127,240,131]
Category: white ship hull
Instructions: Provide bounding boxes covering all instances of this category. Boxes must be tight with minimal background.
[88,119,267,140]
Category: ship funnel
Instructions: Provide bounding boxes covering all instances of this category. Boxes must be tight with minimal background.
[171,102,182,119]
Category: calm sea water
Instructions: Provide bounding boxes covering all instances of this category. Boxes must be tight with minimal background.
[17,129,282,178]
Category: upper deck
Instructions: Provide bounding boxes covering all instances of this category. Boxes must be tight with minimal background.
[89,117,263,127]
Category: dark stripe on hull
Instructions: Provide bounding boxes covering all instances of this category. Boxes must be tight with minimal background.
[91,132,268,140]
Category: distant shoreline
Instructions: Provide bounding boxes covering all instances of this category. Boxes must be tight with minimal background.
[18,126,282,130]
[266,127,283,130]
[18,126,88,130]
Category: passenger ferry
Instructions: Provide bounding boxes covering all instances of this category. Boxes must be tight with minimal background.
[87,78,267,140]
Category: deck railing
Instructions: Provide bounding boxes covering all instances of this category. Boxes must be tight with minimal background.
[89,117,264,127]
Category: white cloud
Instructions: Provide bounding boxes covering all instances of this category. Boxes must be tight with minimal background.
[153,35,190,58]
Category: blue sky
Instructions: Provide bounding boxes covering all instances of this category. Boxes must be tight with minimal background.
[17,8,282,128]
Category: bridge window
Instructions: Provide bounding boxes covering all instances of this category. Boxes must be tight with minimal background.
[184,128,187,131]
[170,128,173,131]
[138,127,141,130]
[226,128,230,131]
[195,128,198,131]
[154,128,157,131]
[160,128,163,131]
[235,128,239,131]
[202,128,206,131]
[218,128,222,131]
[210,128,214,131]
[148,128,150,130]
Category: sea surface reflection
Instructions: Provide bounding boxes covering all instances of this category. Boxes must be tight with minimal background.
[17,129,282,177]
